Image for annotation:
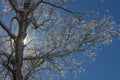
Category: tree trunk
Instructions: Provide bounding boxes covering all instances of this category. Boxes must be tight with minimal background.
[12,9,28,80]
[12,71,17,80]
[14,22,27,80]
[15,39,24,80]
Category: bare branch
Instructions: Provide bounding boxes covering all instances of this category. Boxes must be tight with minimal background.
[32,18,50,30]
[42,1,81,20]
[0,51,13,72]
[30,0,43,12]
[8,0,18,11]
[31,7,53,30]
[0,20,16,39]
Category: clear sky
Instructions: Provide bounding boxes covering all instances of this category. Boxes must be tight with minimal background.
[66,0,120,80]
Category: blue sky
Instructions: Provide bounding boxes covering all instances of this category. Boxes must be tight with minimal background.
[67,0,120,80]
[81,39,120,80]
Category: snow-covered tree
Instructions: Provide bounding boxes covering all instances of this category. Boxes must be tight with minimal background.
[0,0,119,80]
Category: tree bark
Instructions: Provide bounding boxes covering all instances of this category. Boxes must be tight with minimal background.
[12,71,17,80]
[13,12,28,80]
[14,34,24,80]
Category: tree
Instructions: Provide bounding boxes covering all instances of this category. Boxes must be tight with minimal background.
[0,0,119,80]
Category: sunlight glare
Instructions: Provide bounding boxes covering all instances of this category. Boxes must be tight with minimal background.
[23,38,27,44]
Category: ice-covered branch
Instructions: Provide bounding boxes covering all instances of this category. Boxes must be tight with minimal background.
[30,0,43,12]
[8,0,18,12]
[0,20,16,39]
[42,1,81,20]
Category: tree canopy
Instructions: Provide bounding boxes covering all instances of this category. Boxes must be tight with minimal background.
[0,0,119,80]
